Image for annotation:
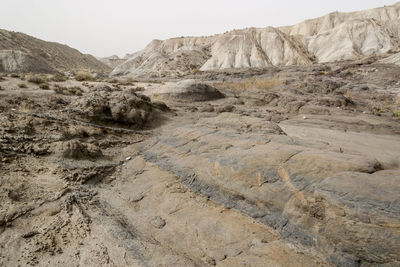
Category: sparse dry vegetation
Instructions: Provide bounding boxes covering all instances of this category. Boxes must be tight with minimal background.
[27,74,47,84]
[75,71,94,81]
[192,69,202,74]
[50,73,68,82]
[82,82,94,88]
[344,89,355,100]
[213,77,282,91]
[17,83,27,88]
[39,83,50,90]
[54,84,83,96]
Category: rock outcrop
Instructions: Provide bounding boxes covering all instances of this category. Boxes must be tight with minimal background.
[147,79,225,102]
[112,2,400,77]
[141,112,400,266]
[380,51,400,65]
[0,50,54,73]
[74,85,167,128]
[0,29,111,73]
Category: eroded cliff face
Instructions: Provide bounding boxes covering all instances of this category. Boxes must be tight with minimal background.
[200,27,315,71]
[111,2,400,78]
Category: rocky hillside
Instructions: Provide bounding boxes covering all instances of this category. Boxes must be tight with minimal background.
[0,29,111,73]
[111,2,400,77]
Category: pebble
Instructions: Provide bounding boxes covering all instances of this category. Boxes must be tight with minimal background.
[150,216,166,229]
[130,194,144,202]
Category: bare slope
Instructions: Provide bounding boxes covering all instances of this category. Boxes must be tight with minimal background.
[112,2,400,77]
[0,29,111,73]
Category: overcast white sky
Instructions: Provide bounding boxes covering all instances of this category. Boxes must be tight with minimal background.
[0,0,398,57]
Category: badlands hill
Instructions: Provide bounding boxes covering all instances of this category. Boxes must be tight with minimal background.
[111,2,400,77]
[0,29,111,73]
[99,55,126,68]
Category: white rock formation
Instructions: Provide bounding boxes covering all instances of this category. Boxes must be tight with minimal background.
[306,18,399,62]
[379,51,400,65]
[112,2,400,77]
[200,27,314,71]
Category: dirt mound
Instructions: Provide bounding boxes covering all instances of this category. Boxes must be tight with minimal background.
[75,87,167,127]
[0,29,111,73]
[151,79,225,102]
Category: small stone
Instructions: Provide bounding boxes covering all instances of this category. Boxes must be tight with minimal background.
[22,231,40,239]
[126,156,132,161]
[200,105,215,112]
[216,105,234,113]
[130,194,144,202]
[150,216,166,229]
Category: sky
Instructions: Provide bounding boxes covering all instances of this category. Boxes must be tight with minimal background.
[0,0,398,58]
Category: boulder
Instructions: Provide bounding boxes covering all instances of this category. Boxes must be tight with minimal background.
[153,79,225,102]
[76,89,168,127]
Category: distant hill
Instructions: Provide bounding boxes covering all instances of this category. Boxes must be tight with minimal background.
[99,55,126,69]
[0,29,111,73]
[111,2,400,78]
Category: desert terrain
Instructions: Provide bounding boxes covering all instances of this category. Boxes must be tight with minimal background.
[0,2,400,267]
